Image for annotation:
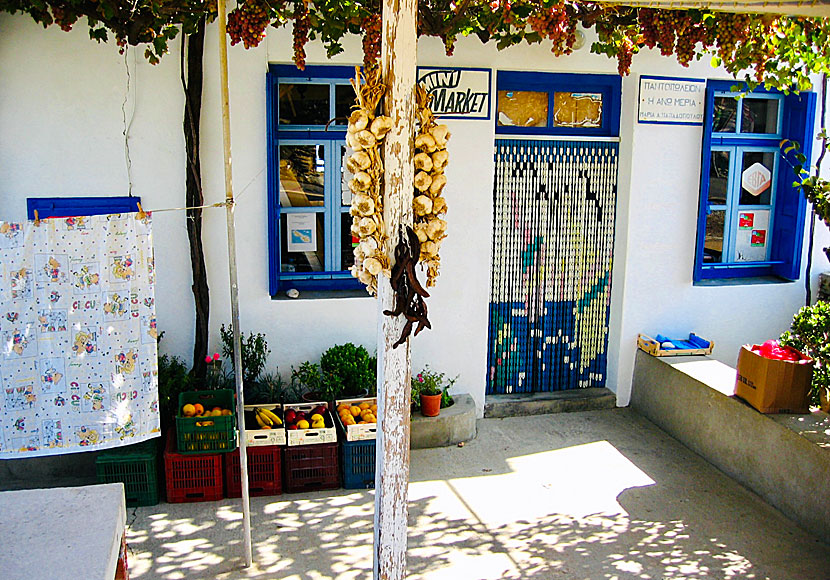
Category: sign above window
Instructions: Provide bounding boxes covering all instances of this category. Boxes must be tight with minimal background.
[416,67,491,120]
[638,75,706,125]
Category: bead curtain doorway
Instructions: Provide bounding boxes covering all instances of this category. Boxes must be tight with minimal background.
[487,140,618,394]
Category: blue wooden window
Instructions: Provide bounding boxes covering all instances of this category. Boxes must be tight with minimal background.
[495,71,621,138]
[694,81,816,282]
[267,64,362,295]
[27,196,141,219]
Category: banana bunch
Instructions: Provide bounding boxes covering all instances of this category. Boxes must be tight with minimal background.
[253,407,282,430]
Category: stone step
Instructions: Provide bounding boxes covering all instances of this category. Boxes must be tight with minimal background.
[483,387,617,418]
[411,393,477,449]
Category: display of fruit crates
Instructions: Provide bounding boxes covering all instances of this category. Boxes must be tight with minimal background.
[243,403,286,447]
[283,402,337,447]
[334,397,378,441]
[282,442,340,493]
[341,438,376,489]
[224,445,283,497]
[95,438,160,507]
[163,431,224,503]
[176,389,237,454]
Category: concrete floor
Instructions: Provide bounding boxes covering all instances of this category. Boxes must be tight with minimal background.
[126,408,830,579]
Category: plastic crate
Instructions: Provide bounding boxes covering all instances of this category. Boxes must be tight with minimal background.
[282,442,340,493]
[96,438,160,507]
[341,438,376,489]
[224,445,282,497]
[176,389,237,454]
[163,432,224,503]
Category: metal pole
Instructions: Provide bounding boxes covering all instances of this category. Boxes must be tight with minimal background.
[374,0,417,577]
[216,0,253,568]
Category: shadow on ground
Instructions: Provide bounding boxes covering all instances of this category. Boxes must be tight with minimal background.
[127,409,830,579]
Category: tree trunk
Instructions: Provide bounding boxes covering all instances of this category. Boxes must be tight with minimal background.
[374,0,417,577]
[182,19,210,381]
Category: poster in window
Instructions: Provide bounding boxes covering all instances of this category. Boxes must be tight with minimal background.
[735,210,769,262]
[287,213,317,253]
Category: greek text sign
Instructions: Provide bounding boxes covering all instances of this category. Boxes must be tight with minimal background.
[417,67,491,120]
[638,76,706,125]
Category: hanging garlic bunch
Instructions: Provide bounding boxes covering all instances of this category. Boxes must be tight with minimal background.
[347,67,393,295]
[412,84,450,287]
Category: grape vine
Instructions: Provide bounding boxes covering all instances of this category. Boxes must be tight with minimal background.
[3,0,830,93]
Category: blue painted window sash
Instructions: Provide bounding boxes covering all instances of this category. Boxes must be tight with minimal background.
[495,71,621,138]
[694,80,815,282]
[267,64,362,295]
[27,196,141,219]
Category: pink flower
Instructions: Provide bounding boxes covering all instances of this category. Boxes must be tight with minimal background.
[417,374,424,383]
[213,353,220,361]
[205,355,213,363]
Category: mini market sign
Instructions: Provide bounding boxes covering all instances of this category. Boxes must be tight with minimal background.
[416,67,491,120]
[638,75,706,125]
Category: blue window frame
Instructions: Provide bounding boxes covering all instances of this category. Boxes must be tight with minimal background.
[496,71,621,138]
[695,81,816,282]
[27,196,141,219]
[267,64,362,295]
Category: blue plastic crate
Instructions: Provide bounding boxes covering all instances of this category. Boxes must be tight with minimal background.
[341,438,375,489]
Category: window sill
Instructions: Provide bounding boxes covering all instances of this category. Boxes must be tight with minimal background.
[693,275,796,287]
[270,288,372,301]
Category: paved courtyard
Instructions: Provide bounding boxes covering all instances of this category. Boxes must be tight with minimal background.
[126,408,830,579]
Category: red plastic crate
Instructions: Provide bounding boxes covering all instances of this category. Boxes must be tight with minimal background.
[282,442,340,493]
[224,445,283,498]
[163,432,224,503]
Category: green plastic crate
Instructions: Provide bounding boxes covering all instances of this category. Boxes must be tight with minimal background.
[176,390,237,454]
[96,438,160,507]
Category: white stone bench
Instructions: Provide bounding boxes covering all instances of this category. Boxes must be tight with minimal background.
[631,349,830,544]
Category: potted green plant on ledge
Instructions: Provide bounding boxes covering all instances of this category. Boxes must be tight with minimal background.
[411,366,456,417]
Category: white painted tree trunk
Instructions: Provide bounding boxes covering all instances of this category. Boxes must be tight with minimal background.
[373,0,417,578]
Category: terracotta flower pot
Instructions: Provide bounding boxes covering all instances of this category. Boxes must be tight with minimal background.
[420,393,441,417]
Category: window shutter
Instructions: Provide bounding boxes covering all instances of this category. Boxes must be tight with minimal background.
[27,196,141,219]
[770,91,817,280]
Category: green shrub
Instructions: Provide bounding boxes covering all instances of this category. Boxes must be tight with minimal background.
[320,343,377,399]
[157,353,192,431]
[220,324,270,384]
[780,300,830,407]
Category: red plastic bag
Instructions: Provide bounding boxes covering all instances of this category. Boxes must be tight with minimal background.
[752,340,803,361]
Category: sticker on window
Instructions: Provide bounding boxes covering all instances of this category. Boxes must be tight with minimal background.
[741,162,771,197]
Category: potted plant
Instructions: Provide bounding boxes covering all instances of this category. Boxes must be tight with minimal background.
[220,324,270,387]
[412,366,456,417]
[780,300,830,412]
[317,343,377,401]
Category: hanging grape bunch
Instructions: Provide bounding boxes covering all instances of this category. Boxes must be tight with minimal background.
[348,67,394,295]
[412,84,450,287]
[227,0,273,49]
[362,13,382,68]
[527,2,579,57]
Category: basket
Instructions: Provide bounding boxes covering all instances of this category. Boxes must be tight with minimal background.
[163,432,224,503]
[224,445,282,497]
[341,438,376,489]
[176,389,237,454]
[282,443,340,493]
[95,438,159,507]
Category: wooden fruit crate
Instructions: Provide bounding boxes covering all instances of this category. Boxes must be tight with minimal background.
[637,333,714,357]
[334,397,378,441]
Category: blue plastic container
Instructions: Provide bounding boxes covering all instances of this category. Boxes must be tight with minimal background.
[341,438,375,489]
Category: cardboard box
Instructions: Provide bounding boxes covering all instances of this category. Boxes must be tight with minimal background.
[735,345,813,414]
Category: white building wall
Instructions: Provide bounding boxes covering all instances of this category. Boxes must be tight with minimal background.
[1,14,828,414]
